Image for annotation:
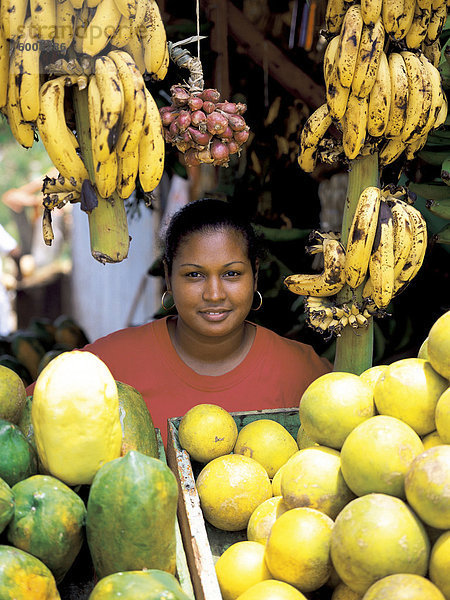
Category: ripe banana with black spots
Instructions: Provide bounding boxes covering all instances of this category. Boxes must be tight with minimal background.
[1,0,28,39]
[117,150,139,198]
[124,34,146,75]
[323,35,340,85]
[138,87,165,193]
[326,64,351,120]
[284,238,346,297]
[344,185,381,289]
[393,201,427,295]
[113,0,137,20]
[94,55,124,162]
[298,103,333,173]
[419,53,445,136]
[326,0,347,33]
[401,51,432,143]
[389,198,414,279]
[385,53,409,138]
[37,76,88,181]
[139,0,167,76]
[110,15,133,48]
[351,18,385,98]
[152,38,169,81]
[406,4,431,48]
[367,52,391,137]
[54,0,76,49]
[108,49,147,157]
[361,0,382,25]
[83,0,122,56]
[43,190,80,210]
[379,135,407,165]
[335,4,364,88]
[422,40,441,67]
[382,0,404,36]
[0,26,9,110]
[394,0,416,39]
[16,19,40,122]
[342,93,368,160]
[30,0,56,40]
[6,53,35,148]
[368,200,395,309]
[425,3,447,44]
[43,175,82,194]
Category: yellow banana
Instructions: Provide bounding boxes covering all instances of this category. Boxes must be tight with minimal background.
[94,55,124,162]
[117,150,138,198]
[134,0,147,29]
[73,3,90,53]
[327,64,351,120]
[110,15,133,48]
[394,0,416,39]
[87,0,103,7]
[422,40,441,67]
[382,0,404,35]
[351,17,385,98]
[323,34,340,86]
[54,0,75,49]
[94,152,118,198]
[112,0,137,19]
[0,22,10,110]
[6,54,34,147]
[342,93,368,160]
[284,238,347,297]
[108,49,147,156]
[379,136,407,165]
[124,34,146,74]
[152,40,169,81]
[298,103,333,173]
[16,19,40,122]
[42,208,54,246]
[405,132,428,160]
[326,0,347,32]
[393,201,427,295]
[1,0,28,39]
[43,190,80,210]
[367,52,391,137]
[368,200,395,309]
[42,175,82,194]
[419,53,445,135]
[83,0,122,56]
[405,5,431,48]
[139,0,167,76]
[344,185,381,289]
[361,0,383,25]
[417,0,433,9]
[335,4,364,88]
[400,50,432,143]
[69,0,84,9]
[434,93,448,129]
[425,3,447,43]
[389,198,414,279]
[37,76,88,181]
[138,87,165,193]
[30,0,56,40]
[385,53,409,138]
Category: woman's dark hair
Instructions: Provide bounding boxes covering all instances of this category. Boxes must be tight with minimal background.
[164,198,263,275]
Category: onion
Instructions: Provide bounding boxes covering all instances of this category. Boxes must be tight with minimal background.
[170,85,190,106]
[206,112,229,135]
[175,110,191,132]
[202,101,216,114]
[191,110,207,127]
[233,128,250,145]
[184,149,200,167]
[160,108,178,127]
[228,140,240,155]
[199,88,221,103]
[227,114,246,132]
[188,126,211,147]
[197,148,215,164]
[210,139,230,164]
[169,120,179,138]
[220,126,233,140]
[164,129,175,143]
[215,102,237,114]
[188,95,204,111]
[235,103,247,114]
[176,140,192,152]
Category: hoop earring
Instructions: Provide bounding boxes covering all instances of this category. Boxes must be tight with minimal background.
[161,290,174,311]
[252,290,263,311]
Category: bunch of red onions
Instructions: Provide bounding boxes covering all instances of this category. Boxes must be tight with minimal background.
[159,86,250,167]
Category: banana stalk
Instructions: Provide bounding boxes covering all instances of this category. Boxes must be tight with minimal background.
[72,86,129,264]
[334,153,378,374]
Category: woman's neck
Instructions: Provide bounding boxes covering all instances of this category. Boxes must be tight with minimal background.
[167,317,256,376]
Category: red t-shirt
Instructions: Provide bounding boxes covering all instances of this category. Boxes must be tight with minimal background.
[79,317,331,444]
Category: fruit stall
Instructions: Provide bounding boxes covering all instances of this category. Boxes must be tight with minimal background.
[1,0,450,598]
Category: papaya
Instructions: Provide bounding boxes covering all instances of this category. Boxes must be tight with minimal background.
[7,475,87,584]
[17,396,49,475]
[0,544,60,599]
[53,316,89,350]
[0,419,38,486]
[0,477,14,534]
[116,381,158,458]
[11,331,46,381]
[86,451,178,579]
[37,348,69,376]
[28,318,56,351]
[88,570,192,600]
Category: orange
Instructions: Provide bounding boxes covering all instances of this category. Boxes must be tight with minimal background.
[236,580,308,600]
[359,365,388,392]
[178,404,237,463]
[374,358,448,436]
[404,445,450,530]
[422,430,444,449]
[196,454,272,531]
[265,507,334,592]
[427,310,450,379]
[234,419,298,478]
[330,493,429,594]
[299,372,375,449]
[271,450,302,496]
[435,387,450,444]
[247,496,289,545]
[281,446,354,519]
[296,425,318,449]
[417,337,429,360]
[340,415,424,499]
[331,582,363,599]
[215,541,271,600]
[0,366,26,424]
[362,574,445,600]
[429,531,450,600]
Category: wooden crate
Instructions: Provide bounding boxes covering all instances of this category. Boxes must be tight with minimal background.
[166,408,301,600]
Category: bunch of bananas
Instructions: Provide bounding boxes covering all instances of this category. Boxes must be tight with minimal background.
[298,0,448,172]
[284,185,428,335]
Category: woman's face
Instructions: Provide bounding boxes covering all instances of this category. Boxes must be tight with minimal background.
[167,228,258,339]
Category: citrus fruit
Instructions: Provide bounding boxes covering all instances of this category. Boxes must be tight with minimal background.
[247,496,289,545]
[422,430,444,449]
[299,372,375,449]
[271,464,285,496]
[196,454,272,531]
[374,358,448,436]
[0,365,26,424]
[281,446,354,519]
[215,541,271,600]
[340,415,424,498]
[417,337,429,360]
[296,424,318,449]
[265,507,334,592]
[362,574,445,600]
[427,310,450,379]
[404,445,450,530]
[435,387,450,443]
[330,493,430,594]
[331,582,363,599]
[233,419,298,478]
[359,365,388,392]
[429,530,450,600]
[178,404,238,463]
[236,580,308,600]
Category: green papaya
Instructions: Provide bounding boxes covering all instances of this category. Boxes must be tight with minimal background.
[116,381,158,458]
[88,570,192,600]
[0,545,60,599]
[0,419,38,486]
[0,477,14,534]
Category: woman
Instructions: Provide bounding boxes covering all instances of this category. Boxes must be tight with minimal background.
[81,198,331,442]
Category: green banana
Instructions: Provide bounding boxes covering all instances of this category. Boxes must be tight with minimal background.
[441,156,450,185]
[408,181,450,200]
[433,223,450,244]
[419,149,450,165]
[426,197,450,218]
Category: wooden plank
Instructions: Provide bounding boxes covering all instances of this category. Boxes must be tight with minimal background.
[202,0,230,100]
